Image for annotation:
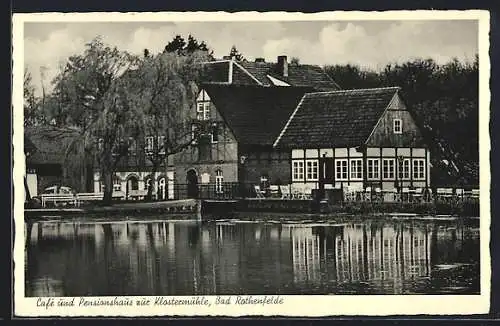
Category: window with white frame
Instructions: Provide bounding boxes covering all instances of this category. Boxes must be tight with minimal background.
[113,177,121,191]
[145,136,154,152]
[413,159,426,180]
[367,159,380,180]
[335,159,348,180]
[292,161,304,181]
[350,159,363,180]
[306,159,319,181]
[393,119,402,134]
[215,170,224,193]
[398,158,411,180]
[382,158,395,179]
[196,102,210,120]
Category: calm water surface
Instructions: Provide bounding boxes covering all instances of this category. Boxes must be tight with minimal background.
[25,216,480,296]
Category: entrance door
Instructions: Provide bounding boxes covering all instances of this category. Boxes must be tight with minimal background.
[158,177,166,200]
[126,176,139,200]
[186,169,199,199]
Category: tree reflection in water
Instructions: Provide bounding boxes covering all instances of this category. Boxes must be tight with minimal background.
[25,218,480,296]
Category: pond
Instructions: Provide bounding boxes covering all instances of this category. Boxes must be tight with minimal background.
[24,215,480,296]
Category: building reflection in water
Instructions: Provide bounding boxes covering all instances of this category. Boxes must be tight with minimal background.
[25,219,479,297]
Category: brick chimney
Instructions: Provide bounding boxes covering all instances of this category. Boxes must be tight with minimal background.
[277,55,288,77]
[255,58,265,63]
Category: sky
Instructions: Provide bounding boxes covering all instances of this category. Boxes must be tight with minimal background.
[23,20,478,96]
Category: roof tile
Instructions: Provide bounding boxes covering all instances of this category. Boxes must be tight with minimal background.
[201,84,315,145]
[276,87,400,148]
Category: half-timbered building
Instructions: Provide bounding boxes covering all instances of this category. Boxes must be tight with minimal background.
[172,55,341,198]
[274,87,431,191]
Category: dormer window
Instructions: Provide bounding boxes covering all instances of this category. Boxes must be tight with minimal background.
[393,119,402,134]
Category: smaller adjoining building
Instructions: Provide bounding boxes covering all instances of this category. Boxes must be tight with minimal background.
[274,87,431,192]
[24,126,86,197]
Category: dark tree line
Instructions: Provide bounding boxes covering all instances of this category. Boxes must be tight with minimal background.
[324,56,479,186]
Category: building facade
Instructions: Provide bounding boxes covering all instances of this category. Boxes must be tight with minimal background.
[274,87,431,191]
[24,126,86,197]
[173,55,341,198]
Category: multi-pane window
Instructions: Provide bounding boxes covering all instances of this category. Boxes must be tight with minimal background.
[113,177,121,191]
[145,136,154,152]
[393,119,402,134]
[306,160,319,181]
[367,159,380,180]
[215,170,224,193]
[196,102,210,120]
[350,159,363,180]
[413,159,426,180]
[398,158,411,180]
[382,158,395,179]
[292,161,304,181]
[335,159,348,180]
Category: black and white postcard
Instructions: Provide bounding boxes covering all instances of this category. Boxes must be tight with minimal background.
[12,10,491,317]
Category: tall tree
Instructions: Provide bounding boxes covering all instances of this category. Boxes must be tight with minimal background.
[164,34,213,58]
[130,50,212,201]
[23,69,42,126]
[290,57,300,66]
[229,45,245,61]
[52,37,138,202]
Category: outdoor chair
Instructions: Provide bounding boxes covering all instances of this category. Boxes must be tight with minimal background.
[279,185,292,200]
[391,188,401,202]
[269,185,280,198]
[426,188,433,202]
[401,187,410,202]
[343,186,356,202]
[302,184,314,200]
[455,188,465,201]
[412,188,424,203]
[363,187,372,202]
[437,188,453,202]
[471,189,480,199]
[254,185,265,199]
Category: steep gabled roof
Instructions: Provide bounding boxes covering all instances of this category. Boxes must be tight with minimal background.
[25,125,81,165]
[201,60,341,91]
[274,87,401,148]
[201,84,315,146]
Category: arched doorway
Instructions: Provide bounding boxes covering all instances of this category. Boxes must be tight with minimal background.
[126,175,139,200]
[144,175,154,199]
[186,169,199,199]
[158,177,166,201]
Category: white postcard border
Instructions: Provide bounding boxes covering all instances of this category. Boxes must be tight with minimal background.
[12,10,491,317]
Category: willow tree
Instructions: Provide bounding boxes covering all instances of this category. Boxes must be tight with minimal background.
[52,37,138,200]
[130,50,211,201]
